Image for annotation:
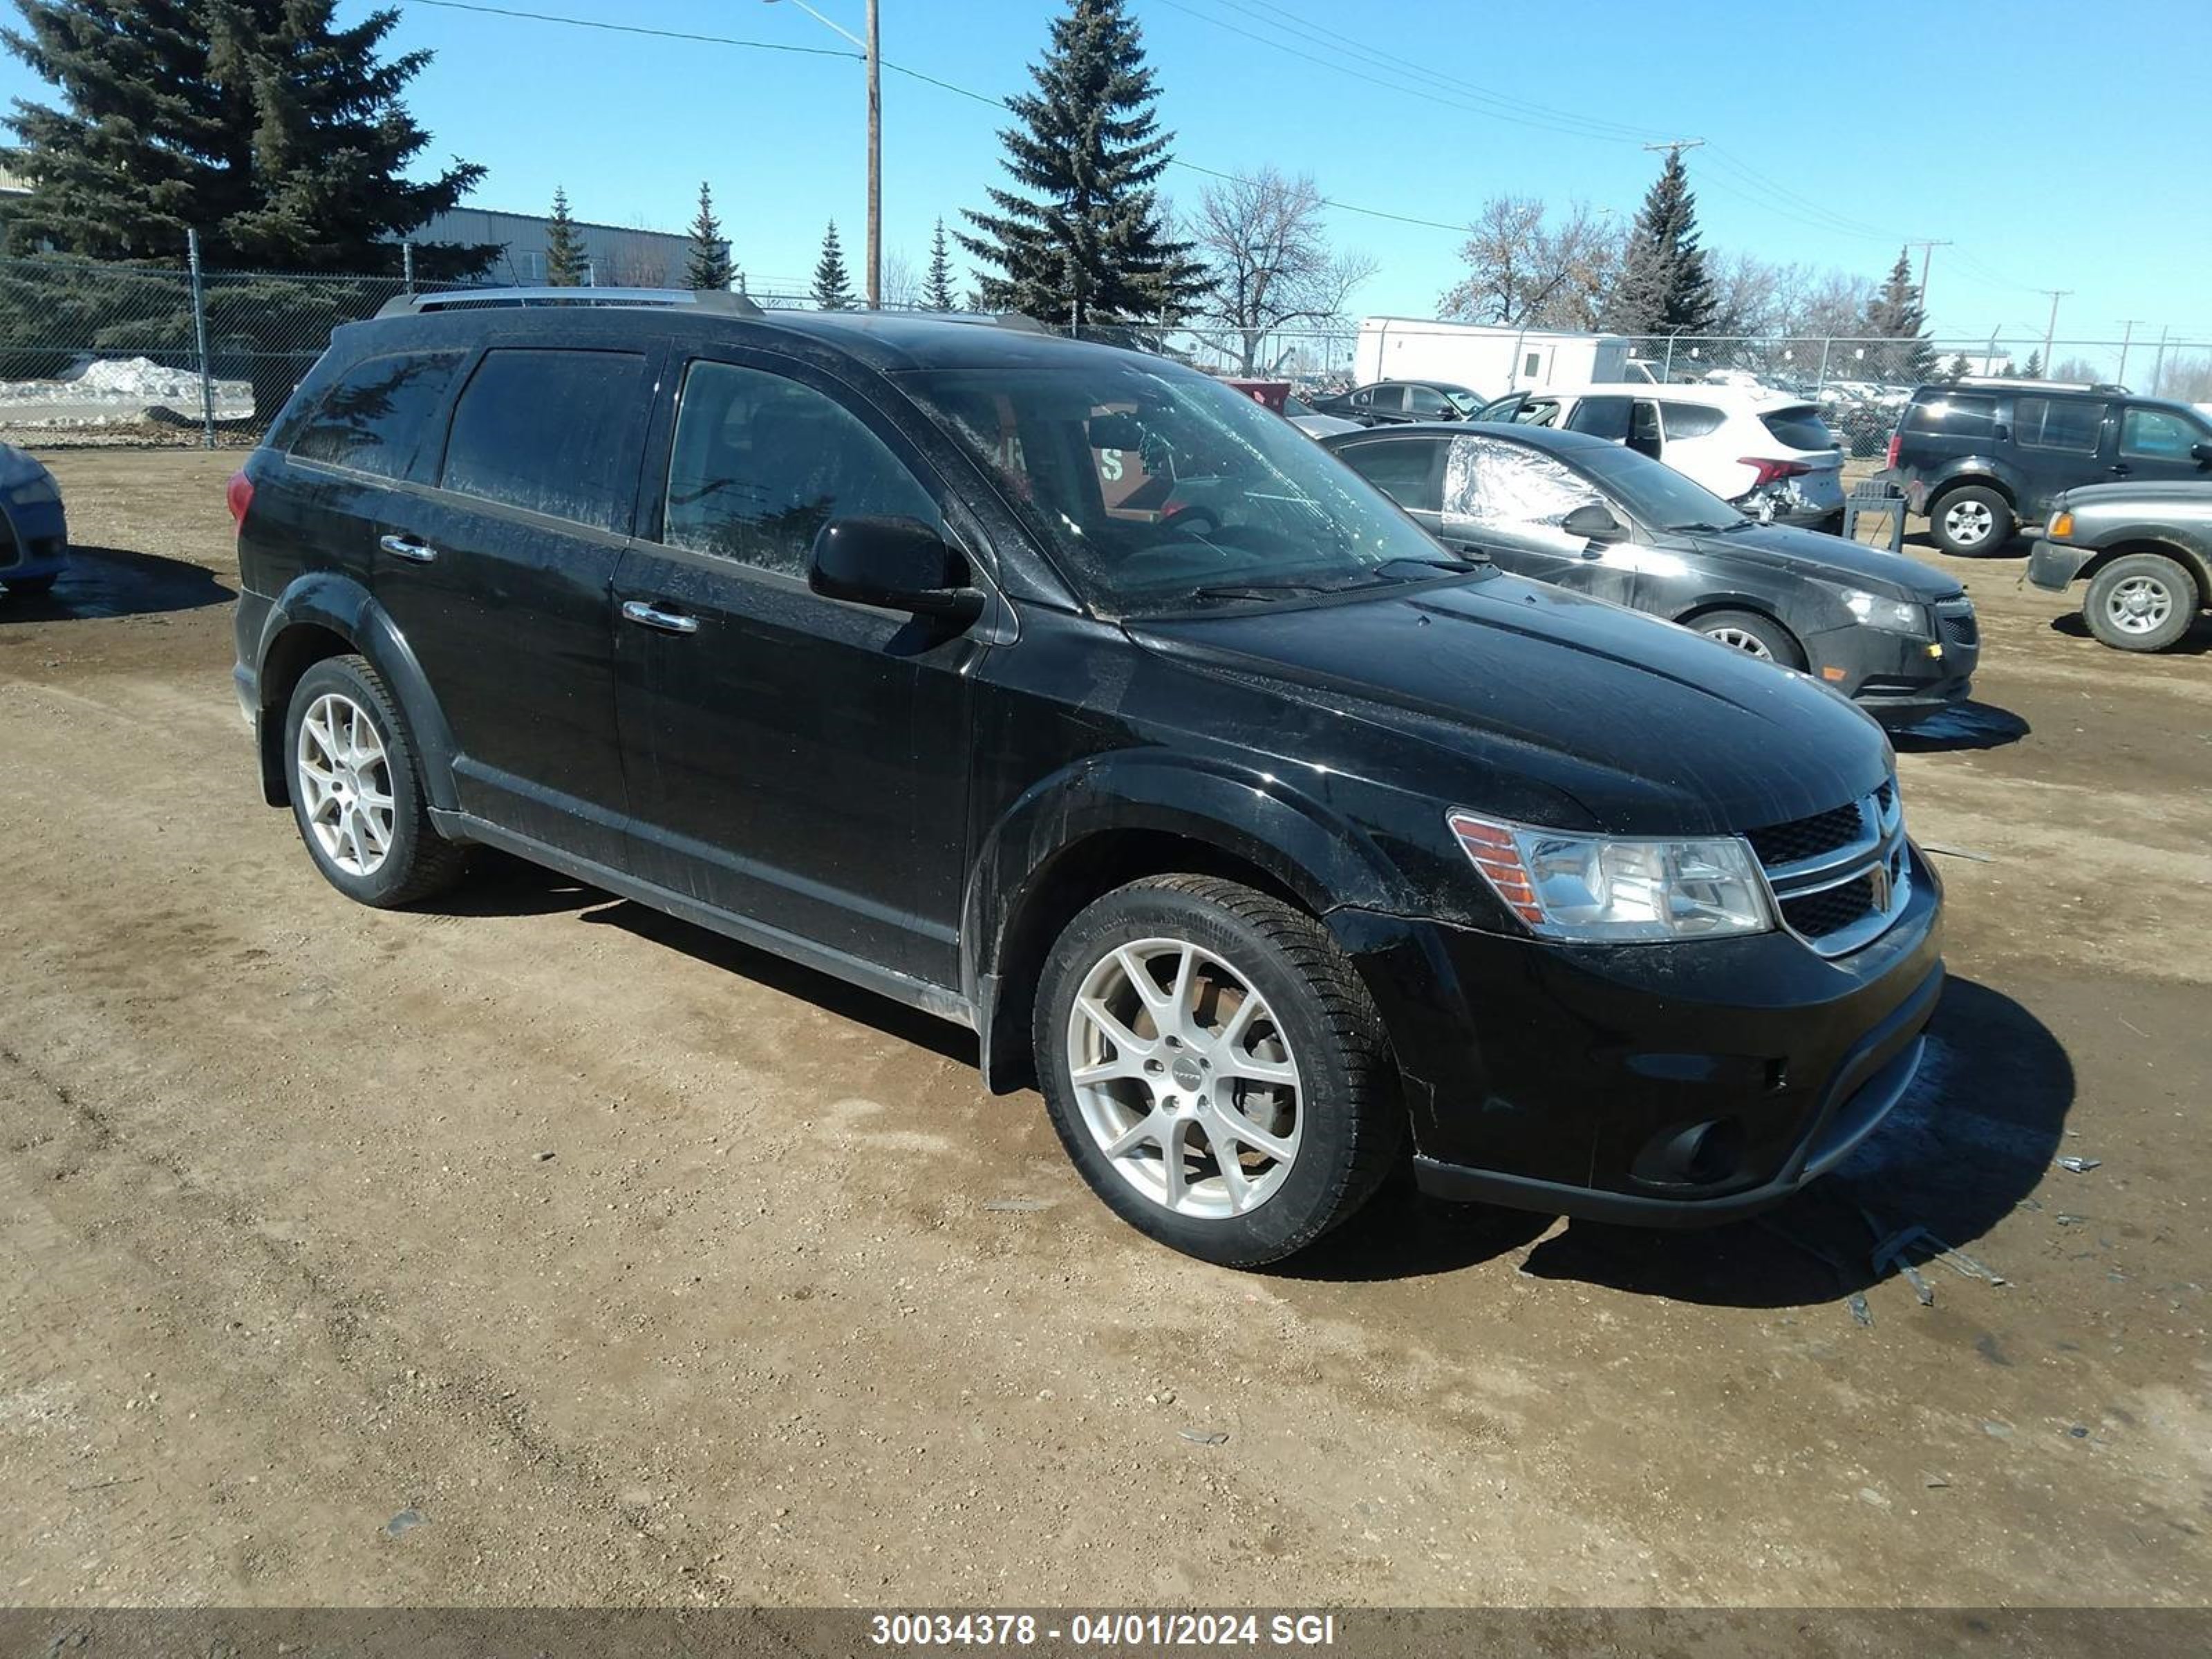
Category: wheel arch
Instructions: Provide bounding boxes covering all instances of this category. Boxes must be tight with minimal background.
[1924,466,2016,509]
[965,758,1412,1095]
[2077,539,2212,608]
[254,572,460,812]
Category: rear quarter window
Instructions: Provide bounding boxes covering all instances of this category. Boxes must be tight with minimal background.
[1339,438,1442,512]
[287,351,464,477]
[438,348,652,532]
[2015,396,2106,452]
[1662,402,1727,440]
[1758,406,1836,451]
[1903,393,1996,440]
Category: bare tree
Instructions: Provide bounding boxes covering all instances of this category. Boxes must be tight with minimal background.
[1436,196,1621,332]
[1190,167,1376,373]
[879,250,923,310]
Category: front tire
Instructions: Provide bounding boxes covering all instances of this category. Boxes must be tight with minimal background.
[1928,485,2013,555]
[283,655,467,907]
[2084,552,2197,652]
[1034,876,1401,1267]
[1691,608,1807,668]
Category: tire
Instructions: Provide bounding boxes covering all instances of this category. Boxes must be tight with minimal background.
[4,573,57,596]
[283,655,467,907]
[1928,484,2014,556]
[1690,608,1807,669]
[1033,875,1402,1267]
[2083,552,2198,653]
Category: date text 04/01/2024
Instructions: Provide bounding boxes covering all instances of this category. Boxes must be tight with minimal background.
[868,1612,1340,1647]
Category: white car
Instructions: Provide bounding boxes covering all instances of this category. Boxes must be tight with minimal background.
[1472,383,1846,528]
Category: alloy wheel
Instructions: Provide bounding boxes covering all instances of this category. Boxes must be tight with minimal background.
[295,692,396,877]
[1705,626,1774,659]
[1064,937,1302,1219]
[2103,574,2173,636]
[1943,499,1993,546]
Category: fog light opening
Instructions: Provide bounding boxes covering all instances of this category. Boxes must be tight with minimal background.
[1633,1116,1750,1189]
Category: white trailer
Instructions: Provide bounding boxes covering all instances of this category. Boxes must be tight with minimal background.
[1353,318,1635,397]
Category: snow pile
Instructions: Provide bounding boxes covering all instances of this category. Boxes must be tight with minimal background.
[72,356,212,402]
[0,355,254,425]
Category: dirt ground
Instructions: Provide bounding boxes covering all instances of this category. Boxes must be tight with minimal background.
[1,449,2207,1611]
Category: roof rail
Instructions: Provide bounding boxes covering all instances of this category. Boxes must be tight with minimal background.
[1953,374,2128,394]
[373,285,765,320]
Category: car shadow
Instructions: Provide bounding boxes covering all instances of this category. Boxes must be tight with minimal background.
[2050,610,2212,657]
[1512,977,2070,1309]
[1891,699,2031,752]
[0,546,234,620]
[428,851,611,919]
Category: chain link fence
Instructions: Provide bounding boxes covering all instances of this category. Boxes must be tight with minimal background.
[5,249,2209,453]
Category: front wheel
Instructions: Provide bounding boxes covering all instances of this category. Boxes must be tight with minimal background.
[1034,876,1401,1267]
[2084,552,2197,652]
[1691,608,1807,669]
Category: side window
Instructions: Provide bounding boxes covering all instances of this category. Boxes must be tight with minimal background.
[662,361,943,577]
[440,349,650,532]
[288,351,462,477]
[1349,387,1374,409]
[1340,439,1441,512]
[2015,396,2106,453]
[1406,386,1452,418]
[1904,393,1997,438]
[1516,400,1561,427]
[1662,402,1727,440]
[1629,401,1662,458]
[1369,385,1408,413]
[2119,406,2204,460]
[1564,395,1631,442]
[1443,435,1602,529]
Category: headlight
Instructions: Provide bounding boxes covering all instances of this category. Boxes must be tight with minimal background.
[1448,812,1772,942]
[8,474,59,508]
[1841,588,1925,635]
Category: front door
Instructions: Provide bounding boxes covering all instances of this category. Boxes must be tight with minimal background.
[2110,404,2212,487]
[610,354,983,988]
[1436,433,1640,605]
[379,344,655,866]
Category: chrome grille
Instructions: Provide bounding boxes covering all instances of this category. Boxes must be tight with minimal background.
[1748,782,1911,957]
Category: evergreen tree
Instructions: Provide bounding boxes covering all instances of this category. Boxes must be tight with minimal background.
[1,0,487,271]
[1862,247,1935,379]
[1948,351,1971,383]
[925,218,958,310]
[812,221,854,310]
[683,182,733,290]
[2022,348,2043,379]
[1598,149,1716,339]
[543,187,586,286]
[958,0,1206,328]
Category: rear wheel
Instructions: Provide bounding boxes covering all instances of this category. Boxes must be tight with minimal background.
[2084,552,2197,652]
[1034,876,1400,1267]
[1928,485,2013,555]
[1691,608,1806,669]
[283,655,467,907]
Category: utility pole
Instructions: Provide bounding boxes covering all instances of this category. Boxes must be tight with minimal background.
[1642,138,1705,164]
[2039,289,2072,375]
[2116,319,2144,387]
[865,0,880,310]
[2150,324,2170,397]
[1903,239,1951,312]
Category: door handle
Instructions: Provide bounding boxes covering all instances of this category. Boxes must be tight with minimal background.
[377,533,438,563]
[621,599,700,635]
[2108,463,2130,476]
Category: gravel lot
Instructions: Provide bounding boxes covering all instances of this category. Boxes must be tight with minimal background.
[1,449,2207,1609]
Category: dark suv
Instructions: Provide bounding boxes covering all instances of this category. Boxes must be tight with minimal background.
[1888,379,2212,555]
[231,290,1944,1266]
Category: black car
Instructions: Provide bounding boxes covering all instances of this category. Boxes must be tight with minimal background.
[230,290,1942,1266]
[1325,424,1978,728]
[1309,379,1483,427]
[1888,379,2212,555]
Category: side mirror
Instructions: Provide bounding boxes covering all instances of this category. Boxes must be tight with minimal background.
[809,516,982,623]
[1562,503,1627,545]
[2192,441,2212,465]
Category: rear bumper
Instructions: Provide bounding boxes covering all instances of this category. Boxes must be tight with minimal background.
[1331,849,1945,1228]
[2027,539,2091,592]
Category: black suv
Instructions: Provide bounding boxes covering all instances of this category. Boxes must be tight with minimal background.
[1889,379,2212,555]
[231,290,1944,1266]
[1309,379,1483,427]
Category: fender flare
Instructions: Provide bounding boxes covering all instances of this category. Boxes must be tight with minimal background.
[254,571,462,812]
[1917,459,2016,508]
[962,751,1417,1090]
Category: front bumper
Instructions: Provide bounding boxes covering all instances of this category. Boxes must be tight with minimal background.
[1801,615,1977,729]
[1331,844,1944,1228]
[0,496,69,583]
[2026,538,2090,592]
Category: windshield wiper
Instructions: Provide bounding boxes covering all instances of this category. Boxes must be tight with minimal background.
[1188,579,1339,603]
[1667,521,1735,534]
[1379,553,1488,575]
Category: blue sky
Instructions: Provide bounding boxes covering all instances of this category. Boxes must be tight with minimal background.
[7,0,2211,352]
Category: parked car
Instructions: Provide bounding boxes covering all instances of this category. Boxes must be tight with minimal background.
[1282,393,1361,439]
[1887,382,2212,556]
[1473,383,1846,529]
[1325,423,1977,727]
[1309,379,1484,427]
[231,289,1942,1266]
[2026,480,2212,651]
[0,442,69,596]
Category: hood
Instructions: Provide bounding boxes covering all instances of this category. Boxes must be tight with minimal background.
[2054,479,2212,512]
[1132,574,1892,837]
[1683,523,1962,600]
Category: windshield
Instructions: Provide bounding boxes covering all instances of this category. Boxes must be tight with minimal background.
[897,358,1460,614]
[1580,443,1747,533]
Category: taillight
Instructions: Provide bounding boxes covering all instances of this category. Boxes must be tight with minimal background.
[226,470,254,529]
[1739,457,1813,489]
[1884,433,1900,470]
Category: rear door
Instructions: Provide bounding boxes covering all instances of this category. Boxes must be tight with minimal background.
[1333,433,1445,525]
[2011,393,2110,516]
[2110,403,2212,487]
[380,344,656,865]
[610,350,983,987]
[1366,384,1411,424]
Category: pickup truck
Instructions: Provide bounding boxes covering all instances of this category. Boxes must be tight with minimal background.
[2026,480,2212,651]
